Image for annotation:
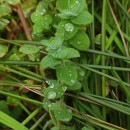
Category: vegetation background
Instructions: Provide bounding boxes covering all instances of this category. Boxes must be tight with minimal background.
[0,0,130,130]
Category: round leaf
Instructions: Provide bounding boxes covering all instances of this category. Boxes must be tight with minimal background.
[51,46,68,59]
[36,1,47,15]
[0,4,11,17]
[66,48,80,59]
[56,0,85,17]
[56,21,78,40]
[69,30,90,51]
[56,64,77,85]
[9,54,20,60]
[33,24,44,33]
[44,85,67,100]
[40,55,59,69]
[31,12,43,23]
[67,81,81,90]
[19,44,39,54]
[51,127,58,130]
[0,18,10,30]
[54,107,72,122]
[0,44,8,58]
[71,10,93,25]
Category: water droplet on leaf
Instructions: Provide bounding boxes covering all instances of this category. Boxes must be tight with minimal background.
[47,91,56,99]
[77,41,81,44]
[65,23,74,32]
[50,84,55,88]
[71,80,75,84]
[40,8,46,15]
[62,86,67,92]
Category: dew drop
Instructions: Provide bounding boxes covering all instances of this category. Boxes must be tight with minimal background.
[75,0,80,4]
[41,8,46,15]
[48,104,51,107]
[69,74,72,77]
[79,71,85,76]
[50,84,55,88]
[65,23,74,32]
[62,86,67,92]
[77,41,81,44]
[71,80,75,84]
[47,91,56,99]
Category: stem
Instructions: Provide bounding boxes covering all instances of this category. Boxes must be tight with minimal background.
[0,90,42,105]
[108,0,129,57]
[30,113,48,130]
[101,0,107,120]
[0,60,40,66]
[13,4,32,41]
[0,65,42,82]
[22,108,42,125]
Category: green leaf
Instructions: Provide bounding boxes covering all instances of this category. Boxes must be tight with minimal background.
[56,64,77,85]
[51,46,80,60]
[0,18,10,30]
[19,45,39,54]
[56,0,85,18]
[40,39,50,47]
[77,67,85,81]
[0,111,28,130]
[0,44,8,58]
[57,10,77,19]
[82,127,88,130]
[50,46,80,59]
[49,101,72,122]
[68,81,81,90]
[44,85,67,100]
[40,55,59,69]
[33,24,44,33]
[71,10,93,25]
[54,107,72,122]
[46,37,64,51]
[31,12,43,23]
[36,0,49,12]
[69,30,90,51]
[9,53,21,60]
[31,14,52,32]
[32,32,43,41]
[36,1,47,15]
[66,48,80,59]
[51,127,58,130]
[51,46,68,59]
[40,15,52,29]
[64,23,74,32]
[7,96,19,106]
[28,53,36,61]
[0,4,11,17]
[0,101,10,115]
[56,21,78,40]
[6,0,20,4]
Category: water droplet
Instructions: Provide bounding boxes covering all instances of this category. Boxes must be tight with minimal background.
[69,74,72,77]
[71,80,75,84]
[48,104,51,107]
[77,41,81,44]
[47,91,56,99]
[50,84,55,88]
[75,0,80,4]
[79,71,85,76]
[62,86,67,92]
[65,23,74,32]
